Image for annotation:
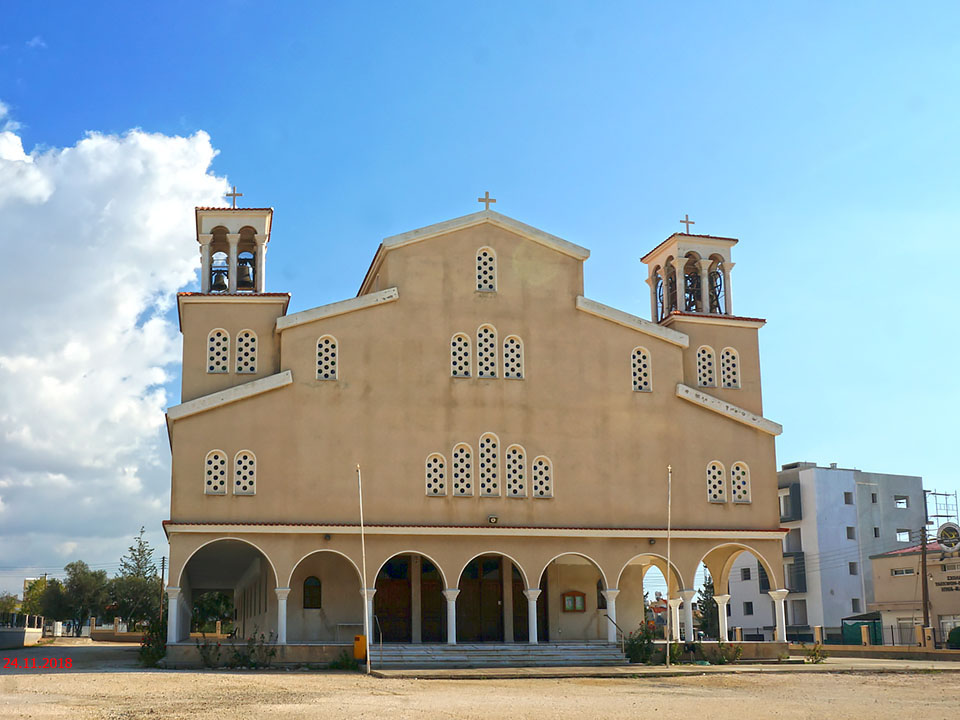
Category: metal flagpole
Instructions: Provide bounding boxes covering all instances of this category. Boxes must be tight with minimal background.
[356,464,371,675]
[665,464,673,668]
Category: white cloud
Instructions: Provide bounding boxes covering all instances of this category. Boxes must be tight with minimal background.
[0,101,23,132]
[0,103,228,592]
[26,36,46,49]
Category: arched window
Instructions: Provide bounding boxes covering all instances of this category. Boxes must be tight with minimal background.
[207,329,229,374]
[316,335,338,380]
[631,347,652,392]
[477,325,497,378]
[233,450,256,495]
[697,345,716,387]
[425,453,446,496]
[204,450,227,495]
[731,462,751,503]
[532,456,554,498]
[505,445,526,498]
[720,347,740,389]
[478,433,500,496]
[235,329,257,374]
[451,333,471,377]
[451,443,473,496]
[707,461,727,503]
[476,247,497,292]
[303,576,321,609]
[503,336,524,379]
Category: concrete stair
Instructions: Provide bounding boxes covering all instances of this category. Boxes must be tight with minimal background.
[369,642,627,669]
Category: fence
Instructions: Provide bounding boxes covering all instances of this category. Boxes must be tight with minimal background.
[0,613,44,629]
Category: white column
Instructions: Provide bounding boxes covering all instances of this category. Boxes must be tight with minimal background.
[722,262,735,315]
[668,598,682,641]
[166,587,181,644]
[698,258,712,313]
[679,589,696,642]
[601,589,620,643]
[768,589,789,643]
[254,237,267,292]
[199,235,213,293]
[274,587,290,645]
[226,233,240,293]
[714,593,731,641]
[523,589,541,644]
[442,589,459,645]
[675,260,687,312]
[360,587,376,641]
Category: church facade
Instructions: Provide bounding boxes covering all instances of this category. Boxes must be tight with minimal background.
[163,202,788,654]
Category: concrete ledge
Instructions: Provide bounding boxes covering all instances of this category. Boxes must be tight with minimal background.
[0,628,42,650]
[164,642,352,668]
[789,643,960,662]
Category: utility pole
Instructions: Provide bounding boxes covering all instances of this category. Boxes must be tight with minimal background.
[665,464,673,668]
[159,556,166,624]
[922,491,931,629]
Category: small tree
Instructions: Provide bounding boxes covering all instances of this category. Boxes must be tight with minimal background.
[110,527,161,628]
[697,572,720,640]
[0,592,19,614]
[21,578,47,615]
[40,579,71,621]
[64,561,109,634]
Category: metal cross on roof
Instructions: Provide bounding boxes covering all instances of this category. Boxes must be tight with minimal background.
[226,186,243,209]
[679,214,695,233]
[478,191,496,211]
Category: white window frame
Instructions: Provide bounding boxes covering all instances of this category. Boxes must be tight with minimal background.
[503,335,525,380]
[505,444,527,498]
[316,335,339,381]
[720,346,740,389]
[478,433,501,497]
[696,345,717,388]
[451,443,474,497]
[476,246,497,292]
[204,449,227,495]
[425,453,447,496]
[207,328,230,374]
[477,324,498,378]
[233,450,256,495]
[235,329,258,374]
[450,332,472,378]
[631,346,652,392]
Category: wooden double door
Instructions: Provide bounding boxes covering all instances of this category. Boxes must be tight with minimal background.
[374,556,445,643]
[457,556,541,642]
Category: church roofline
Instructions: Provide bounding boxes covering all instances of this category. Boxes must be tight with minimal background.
[661,311,766,329]
[640,232,738,264]
[676,383,783,436]
[176,293,290,332]
[575,296,689,347]
[276,287,399,333]
[166,370,293,426]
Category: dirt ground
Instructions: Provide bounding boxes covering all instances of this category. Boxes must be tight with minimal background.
[2,641,959,720]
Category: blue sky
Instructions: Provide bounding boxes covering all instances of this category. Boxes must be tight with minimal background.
[1,2,958,591]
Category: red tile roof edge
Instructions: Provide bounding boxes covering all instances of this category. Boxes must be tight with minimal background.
[195,207,274,211]
[177,292,290,297]
[665,310,767,323]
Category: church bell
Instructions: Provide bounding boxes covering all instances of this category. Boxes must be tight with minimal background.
[236,260,254,290]
[211,271,228,293]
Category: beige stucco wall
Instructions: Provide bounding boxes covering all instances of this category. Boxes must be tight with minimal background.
[871,552,960,624]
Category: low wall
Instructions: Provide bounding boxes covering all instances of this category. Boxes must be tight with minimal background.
[789,644,960,662]
[0,627,44,650]
[90,629,146,643]
[165,642,351,668]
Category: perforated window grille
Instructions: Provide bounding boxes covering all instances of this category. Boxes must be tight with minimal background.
[316,335,338,380]
[425,453,446,496]
[234,451,256,495]
[697,346,716,387]
[204,450,227,495]
[505,445,527,498]
[207,329,229,374]
[532,456,553,498]
[236,330,257,374]
[731,462,750,503]
[478,434,500,496]
[451,333,472,377]
[503,336,524,379]
[720,347,740,388]
[631,347,652,392]
[476,247,497,292]
[452,444,474,496]
[477,325,497,378]
[707,461,727,503]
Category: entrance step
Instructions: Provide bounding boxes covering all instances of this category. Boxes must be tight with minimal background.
[369,642,627,669]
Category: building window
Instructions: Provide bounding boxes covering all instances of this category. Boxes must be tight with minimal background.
[235,329,257,374]
[720,347,740,388]
[204,450,227,495]
[316,335,338,380]
[846,526,856,540]
[478,433,500,497]
[505,445,526,498]
[707,461,726,503]
[743,601,754,616]
[851,598,861,613]
[451,443,473,496]
[891,568,915,577]
[848,562,858,575]
[696,346,716,387]
[894,495,909,509]
[874,527,880,538]
[207,329,229,373]
[233,450,256,495]
[740,567,752,582]
[943,563,960,572]
[532,456,554,498]
[871,492,878,504]
[631,347,652,392]
[303,577,321,609]
[843,491,854,505]
[451,333,472,377]
[503,336,524,379]
[477,325,497,378]
[476,247,497,292]
[896,529,911,542]
[425,453,446,496]
[731,462,751,503]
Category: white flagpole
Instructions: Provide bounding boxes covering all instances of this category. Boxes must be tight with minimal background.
[665,464,673,668]
[357,464,371,675]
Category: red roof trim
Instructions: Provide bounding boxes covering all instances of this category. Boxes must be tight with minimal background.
[664,310,767,323]
[195,207,274,211]
[177,292,290,298]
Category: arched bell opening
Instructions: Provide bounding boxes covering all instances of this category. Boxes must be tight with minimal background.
[708,253,726,314]
[236,226,258,292]
[456,553,530,643]
[287,550,363,643]
[374,552,448,643]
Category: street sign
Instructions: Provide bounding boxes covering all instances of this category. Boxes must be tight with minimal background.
[937,522,960,551]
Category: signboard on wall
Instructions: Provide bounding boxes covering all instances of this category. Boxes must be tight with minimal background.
[938,522,960,551]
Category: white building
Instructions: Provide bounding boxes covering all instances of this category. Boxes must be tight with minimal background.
[726,462,925,639]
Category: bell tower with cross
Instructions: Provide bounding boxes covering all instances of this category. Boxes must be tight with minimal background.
[195,189,273,293]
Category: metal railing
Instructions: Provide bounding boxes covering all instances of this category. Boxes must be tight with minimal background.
[602,614,627,654]
[373,614,384,668]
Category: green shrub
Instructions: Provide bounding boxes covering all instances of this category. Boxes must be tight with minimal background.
[948,627,960,650]
[328,649,360,671]
[227,627,277,669]
[804,642,828,663]
[138,617,166,667]
[707,640,743,665]
[624,622,656,664]
[195,633,223,668]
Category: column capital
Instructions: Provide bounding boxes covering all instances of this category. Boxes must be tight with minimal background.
[768,589,789,601]
[198,233,213,246]
[274,587,291,600]
[713,593,731,604]
[442,588,461,602]
[254,233,270,247]
[697,258,713,272]
[359,587,377,600]
[522,588,541,602]
[600,588,620,602]
[678,589,697,602]
[226,233,241,245]
[667,597,683,609]
[165,586,181,599]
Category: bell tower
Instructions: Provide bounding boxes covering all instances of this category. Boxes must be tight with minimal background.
[195,205,273,293]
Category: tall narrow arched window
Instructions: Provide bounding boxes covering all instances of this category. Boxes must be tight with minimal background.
[631,347,652,392]
[316,335,338,380]
[303,576,321,609]
[731,462,751,503]
[451,333,471,377]
[451,443,474,496]
[236,329,257,374]
[696,345,716,387]
[478,433,500,496]
[233,450,256,495]
[720,347,740,389]
[207,329,229,374]
[706,461,727,503]
[476,247,497,292]
[477,325,497,378]
[425,453,447,496]
[503,336,524,379]
[505,445,527,498]
[204,450,227,495]
[532,456,553,498]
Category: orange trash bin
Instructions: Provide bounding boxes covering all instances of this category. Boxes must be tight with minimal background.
[353,635,366,660]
